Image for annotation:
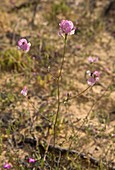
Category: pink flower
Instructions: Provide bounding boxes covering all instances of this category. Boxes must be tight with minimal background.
[21,86,28,96]
[59,20,75,36]
[29,158,36,163]
[87,71,100,86]
[93,71,100,77]
[17,38,31,52]
[87,77,96,86]
[3,163,11,169]
[88,56,98,63]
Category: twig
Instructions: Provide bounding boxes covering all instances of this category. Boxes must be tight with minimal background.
[61,85,91,104]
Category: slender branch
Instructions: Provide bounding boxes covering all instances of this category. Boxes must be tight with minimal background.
[61,85,91,104]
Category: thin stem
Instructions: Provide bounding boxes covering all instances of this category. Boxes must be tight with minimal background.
[61,86,91,104]
[68,84,110,149]
[53,34,67,146]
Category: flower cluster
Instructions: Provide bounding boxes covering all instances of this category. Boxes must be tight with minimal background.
[87,56,100,86]
[18,38,31,52]
[87,70,100,86]
[59,20,75,37]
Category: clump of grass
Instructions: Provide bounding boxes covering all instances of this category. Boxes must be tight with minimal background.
[0,48,34,72]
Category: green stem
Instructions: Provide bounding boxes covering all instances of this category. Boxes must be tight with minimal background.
[53,34,67,146]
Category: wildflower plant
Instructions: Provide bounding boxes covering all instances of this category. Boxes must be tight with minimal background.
[53,20,76,146]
